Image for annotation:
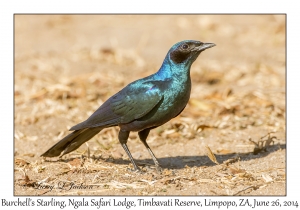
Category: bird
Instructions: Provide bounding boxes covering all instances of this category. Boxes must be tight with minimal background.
[41,40,216,172]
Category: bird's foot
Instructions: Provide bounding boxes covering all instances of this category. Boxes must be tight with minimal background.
[127,166,143,174]
[143,164,163,174]
[155,165,163,174]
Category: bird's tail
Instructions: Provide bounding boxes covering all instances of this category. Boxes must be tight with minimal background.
[41,127,102,157]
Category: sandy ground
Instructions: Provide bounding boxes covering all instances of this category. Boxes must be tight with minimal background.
[14,15,286,195]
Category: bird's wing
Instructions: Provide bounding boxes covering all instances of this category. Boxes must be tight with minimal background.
[70,80,165,130]
[111,82,164,123]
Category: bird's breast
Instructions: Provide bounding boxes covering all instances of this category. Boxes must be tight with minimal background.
[162,77,191,114]
[119,77,191,132]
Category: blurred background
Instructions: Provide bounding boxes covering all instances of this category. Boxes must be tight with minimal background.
[14,15,286,195]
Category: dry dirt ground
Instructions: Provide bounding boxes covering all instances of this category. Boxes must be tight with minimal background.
[14,15,286,196]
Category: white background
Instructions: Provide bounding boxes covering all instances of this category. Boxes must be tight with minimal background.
[1,0,298,209]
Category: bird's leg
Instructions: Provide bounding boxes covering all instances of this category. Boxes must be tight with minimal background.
[118,129,141,172]
[138,128,162,172]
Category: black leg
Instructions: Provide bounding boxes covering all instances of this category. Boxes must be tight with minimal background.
[138,128,162,172]
[118,129,140,171]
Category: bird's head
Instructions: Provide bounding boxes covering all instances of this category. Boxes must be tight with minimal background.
[168,40,215,66]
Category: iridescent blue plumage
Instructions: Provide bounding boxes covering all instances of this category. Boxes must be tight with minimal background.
[41,40,216,172]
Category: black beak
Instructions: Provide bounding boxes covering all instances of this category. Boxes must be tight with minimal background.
[192,42,216,52]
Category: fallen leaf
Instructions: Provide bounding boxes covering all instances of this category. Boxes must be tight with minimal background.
[217,149,233,155]
[189,99,212,111]
[229,166,246,175]
[23,153,35,157]
[205,145,219,165]
[68,158,82,167]
[262,173,273,183]
[15,158,30,166]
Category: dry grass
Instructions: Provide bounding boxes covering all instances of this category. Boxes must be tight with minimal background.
[14,15,285,195]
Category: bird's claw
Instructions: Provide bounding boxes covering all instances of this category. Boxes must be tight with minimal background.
[155,165,163,173]
[127,167,143,174]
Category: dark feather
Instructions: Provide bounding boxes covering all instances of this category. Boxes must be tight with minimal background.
[41,127,102,157]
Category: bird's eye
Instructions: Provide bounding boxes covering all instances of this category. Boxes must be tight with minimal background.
[182,44,189,50]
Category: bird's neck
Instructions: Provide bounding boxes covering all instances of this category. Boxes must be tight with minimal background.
[155,58,191,83]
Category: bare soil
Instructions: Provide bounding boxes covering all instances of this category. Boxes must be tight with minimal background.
[14,15,286,195]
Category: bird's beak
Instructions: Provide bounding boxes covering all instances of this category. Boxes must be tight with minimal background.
[192,42,216,52]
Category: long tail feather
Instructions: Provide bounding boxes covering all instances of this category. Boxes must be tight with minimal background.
[41,127,102,157]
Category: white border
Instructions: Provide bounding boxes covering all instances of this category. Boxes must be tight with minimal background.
[2,0,299,209]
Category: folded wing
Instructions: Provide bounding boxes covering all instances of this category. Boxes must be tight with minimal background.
[70,81,164,130]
